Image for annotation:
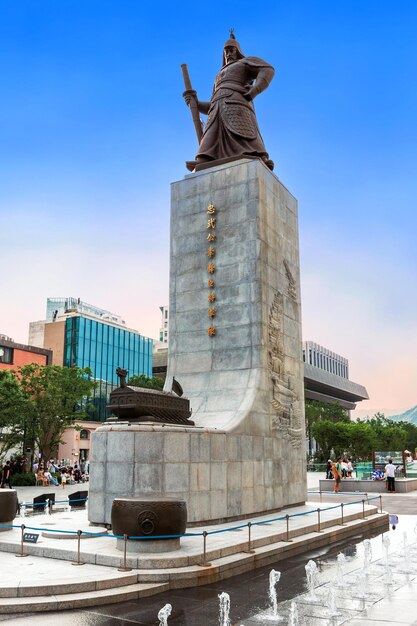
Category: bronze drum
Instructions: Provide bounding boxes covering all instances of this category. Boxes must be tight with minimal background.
[0,490,18,526]
[111,496,187,538]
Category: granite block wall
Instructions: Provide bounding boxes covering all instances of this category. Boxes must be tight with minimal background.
[89,159,306,526]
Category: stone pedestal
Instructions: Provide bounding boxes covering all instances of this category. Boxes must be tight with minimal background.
[89,159,306,527]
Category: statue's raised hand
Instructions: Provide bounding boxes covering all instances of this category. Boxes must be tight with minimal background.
[183,89,198,107]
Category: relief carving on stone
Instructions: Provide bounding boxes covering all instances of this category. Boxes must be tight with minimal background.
[283,259,297,301]
[268,291,302,448]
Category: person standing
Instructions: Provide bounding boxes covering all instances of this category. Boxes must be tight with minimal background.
[385,458,396,492]
[346,458,354,478]
[332,457,343,493]
[1,461,12,489]
[326,459,333,479]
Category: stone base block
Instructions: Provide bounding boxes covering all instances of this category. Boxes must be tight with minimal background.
[319,478,417,493]
[116,537,180,553]
[88,423,306,526]
[0,524,13,532]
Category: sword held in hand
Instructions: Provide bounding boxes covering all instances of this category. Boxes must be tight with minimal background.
[181,64,203,143]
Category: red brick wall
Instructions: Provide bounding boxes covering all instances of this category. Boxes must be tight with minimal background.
[0,348,48,371]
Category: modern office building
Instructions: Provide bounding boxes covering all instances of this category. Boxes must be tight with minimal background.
[303,341,348,379]
[159,305,169,343]
[46,297,126,326]
[152,341,169,380]
[303,341,369,456]
[303,341,368,411]
[29,299,153,421]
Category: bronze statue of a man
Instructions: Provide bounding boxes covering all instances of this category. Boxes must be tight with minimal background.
[183,32,275,171]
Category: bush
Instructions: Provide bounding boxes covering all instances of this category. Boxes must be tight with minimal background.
[9,473,36,486]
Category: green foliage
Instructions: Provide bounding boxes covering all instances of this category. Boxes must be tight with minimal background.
[128,374,164,391]
[0,364,97,462]
[311,408,411,462]
[395,421,417,452]
[366,414,407,452]
[345,421,375,459]
[305,400,350,430]
[9,472,36,486]
[311,420,349,460]
[305,400,350,460]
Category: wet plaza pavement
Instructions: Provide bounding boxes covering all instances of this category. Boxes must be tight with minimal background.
[2,475,417,625]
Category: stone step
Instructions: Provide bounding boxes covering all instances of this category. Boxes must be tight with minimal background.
[0,581,168,613]
[1,571,139,598]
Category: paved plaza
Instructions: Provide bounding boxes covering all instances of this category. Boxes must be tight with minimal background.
[0,474,416,624]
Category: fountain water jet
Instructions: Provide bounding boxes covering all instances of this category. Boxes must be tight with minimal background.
[157,603,172,626]
[268,569,281,619]
[401,531,408,558]
[335,552,346,588]
[356,569,368,600]
[326,587,341,618]
[288,601,299,626]
[363,539,372,572]
[363,538,373,586]
[218,592,231,626]
[383,535,390,566]
[305,560,318,601]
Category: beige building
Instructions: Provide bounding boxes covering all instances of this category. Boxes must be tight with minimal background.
[57,420,98,464]
[28,319,66,365]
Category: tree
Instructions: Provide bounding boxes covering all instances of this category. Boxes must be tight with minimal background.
[128,373,164,391]
[391,420,417,453]
[366,413,407,452]
[0,364,97,463]
[0,370,30,462]
[305,399,350,459]
[305,399,349,430]
[345,422,375,459]
[311,420,350,460]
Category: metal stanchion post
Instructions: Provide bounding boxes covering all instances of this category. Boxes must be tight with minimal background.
[244,522,255,554]
[340,502,345,526]
[282,514,292,542]
[15,524,28,558]
[365,492,369,503]
[316,508,323,533]
[198,531,212,567]
[118,534,132,572]
[72,530,85,566]
[379,494,383,513]
[362,499,366,519]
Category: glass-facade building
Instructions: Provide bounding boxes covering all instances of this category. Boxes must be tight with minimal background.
[64,316,153,421]
[47,297,125,326]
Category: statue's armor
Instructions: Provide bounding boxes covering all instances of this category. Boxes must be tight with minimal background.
[196,57,274,166]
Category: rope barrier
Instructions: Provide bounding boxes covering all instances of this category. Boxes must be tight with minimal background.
[308,490,371,496]
[1,492,383,542]
[19,497,89,507]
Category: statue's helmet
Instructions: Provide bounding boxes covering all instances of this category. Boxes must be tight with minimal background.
[222,30,244,65]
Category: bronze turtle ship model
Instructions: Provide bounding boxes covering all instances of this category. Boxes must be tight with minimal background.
[107,368,194,426]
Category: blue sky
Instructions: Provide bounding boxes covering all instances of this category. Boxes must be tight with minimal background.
[1,1,416,414]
